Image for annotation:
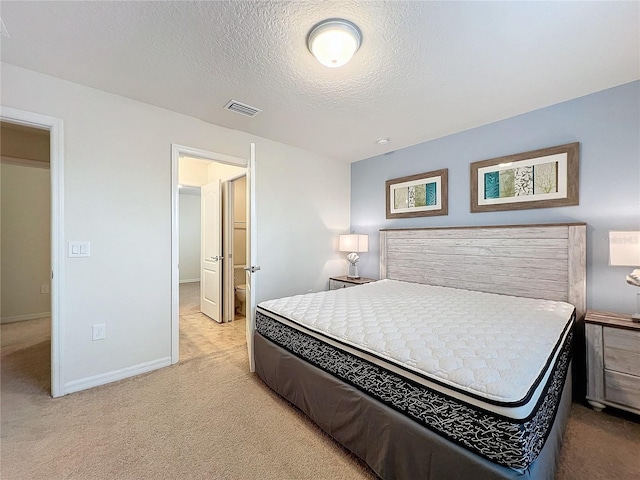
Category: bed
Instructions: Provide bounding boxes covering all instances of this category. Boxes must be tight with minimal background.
[254,223,586,479]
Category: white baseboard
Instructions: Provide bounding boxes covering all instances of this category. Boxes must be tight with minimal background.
[179,278,200,284]
[1,312,51,324]
[63,356,172,395]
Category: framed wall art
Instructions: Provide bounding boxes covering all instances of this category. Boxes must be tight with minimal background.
[386,168,448,219]
[470,142,579,213]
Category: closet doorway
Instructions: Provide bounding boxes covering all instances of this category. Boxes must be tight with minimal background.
[0,107,64,398]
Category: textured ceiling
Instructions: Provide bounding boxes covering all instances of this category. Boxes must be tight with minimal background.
[1,1,638,162]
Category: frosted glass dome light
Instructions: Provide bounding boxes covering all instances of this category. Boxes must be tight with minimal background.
[307,19,362,68]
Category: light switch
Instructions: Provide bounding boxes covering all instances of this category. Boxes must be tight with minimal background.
[68,241,91,257]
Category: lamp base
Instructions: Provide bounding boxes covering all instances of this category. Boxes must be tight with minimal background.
[348,263,359,279]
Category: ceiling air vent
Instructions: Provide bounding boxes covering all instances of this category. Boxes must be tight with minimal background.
[224,100,262,118]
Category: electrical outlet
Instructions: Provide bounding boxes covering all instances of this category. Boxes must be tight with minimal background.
[92,324,106,341]
[41,284,50,294]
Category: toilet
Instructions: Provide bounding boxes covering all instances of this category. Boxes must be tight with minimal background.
[235,284,246,316]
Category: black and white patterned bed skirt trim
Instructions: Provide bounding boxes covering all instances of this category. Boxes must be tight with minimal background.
[256,310,572,470]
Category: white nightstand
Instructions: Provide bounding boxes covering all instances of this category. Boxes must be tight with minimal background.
[329,275,376,290]
[585,310,640,415]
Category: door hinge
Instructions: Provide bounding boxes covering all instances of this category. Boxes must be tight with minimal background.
[244,265,261,273]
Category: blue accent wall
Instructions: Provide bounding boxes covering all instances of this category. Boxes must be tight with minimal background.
[351,81,640,314]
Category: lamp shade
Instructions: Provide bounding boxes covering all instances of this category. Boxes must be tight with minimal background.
[609,231,640,266]
[339,234,368,253]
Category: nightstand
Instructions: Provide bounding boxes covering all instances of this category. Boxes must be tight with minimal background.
[585,310,640,415]
[329,275,376,290]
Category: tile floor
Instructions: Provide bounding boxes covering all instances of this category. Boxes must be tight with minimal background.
[179,281,247,363]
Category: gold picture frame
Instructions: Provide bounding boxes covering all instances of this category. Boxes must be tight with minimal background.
[470,143,579,213]
[386,169,448,219]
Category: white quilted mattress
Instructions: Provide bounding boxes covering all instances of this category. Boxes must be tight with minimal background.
[257,279,575,419]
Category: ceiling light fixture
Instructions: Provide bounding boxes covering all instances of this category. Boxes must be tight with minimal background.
[377,138,390,145]
[307,19,362,68]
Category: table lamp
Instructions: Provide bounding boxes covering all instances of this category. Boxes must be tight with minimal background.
[339,234,368,279]
[609,231,640,321]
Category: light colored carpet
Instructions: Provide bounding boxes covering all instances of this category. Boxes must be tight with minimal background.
[1,283,639,479]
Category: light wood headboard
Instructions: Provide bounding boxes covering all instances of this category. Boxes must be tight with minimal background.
[380,223,586,320]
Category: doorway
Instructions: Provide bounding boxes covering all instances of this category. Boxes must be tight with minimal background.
[1,122,51,393]
[0,107,64,397]
[172,144,254,365]
[178,157,246,324]
[223,174,248,325]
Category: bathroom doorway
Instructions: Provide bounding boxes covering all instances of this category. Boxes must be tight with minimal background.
[223,174,248,324]
[175,150,248,361]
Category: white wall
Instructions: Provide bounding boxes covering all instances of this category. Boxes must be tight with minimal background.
[254,139,351,301]
[177,157,207,284]
[208,161,245,182]
[0,163,51,322]
[1,63,350,393]
[179,157,209,186]
[178,192,201,283]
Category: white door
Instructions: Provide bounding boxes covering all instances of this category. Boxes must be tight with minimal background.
[201,180,223,323]
[245,143,258,371]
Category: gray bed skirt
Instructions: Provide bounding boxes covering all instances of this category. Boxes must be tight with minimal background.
[255,331,572,480]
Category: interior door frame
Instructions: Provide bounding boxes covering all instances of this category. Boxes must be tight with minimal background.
[222,179,234,323]
[222,172,247,323]
[1,105,65,398]
[170,144,247,364]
